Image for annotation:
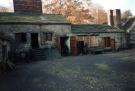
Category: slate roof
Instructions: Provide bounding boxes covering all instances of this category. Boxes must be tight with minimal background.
[122,16,135,32]
[72,24,124,34]
[0,13,70,24]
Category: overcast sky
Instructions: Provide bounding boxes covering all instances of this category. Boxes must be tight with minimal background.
[93,0,135,14]
[0,0,134,14]
[0,0,13,7]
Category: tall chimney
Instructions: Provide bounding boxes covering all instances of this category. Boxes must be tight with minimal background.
[13,0,42,14]
[113,9,121,27]
[108,10,114,26]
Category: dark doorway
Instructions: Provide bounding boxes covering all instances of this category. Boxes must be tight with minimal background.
[60,36,69,56]
[15,33,27,43]
[77,41,84,54]
[31,33,39,48]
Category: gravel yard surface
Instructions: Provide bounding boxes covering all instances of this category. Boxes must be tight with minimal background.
[0,50,135,91]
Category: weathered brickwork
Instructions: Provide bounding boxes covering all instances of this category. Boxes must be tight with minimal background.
[108,9,121,27]
[108,10,114,26]
[113,9,121,26]
[13,0,42,14]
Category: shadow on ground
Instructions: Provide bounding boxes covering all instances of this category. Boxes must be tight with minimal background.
[0,50,135,91]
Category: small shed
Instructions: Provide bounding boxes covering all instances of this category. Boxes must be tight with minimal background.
[72,24,127,52]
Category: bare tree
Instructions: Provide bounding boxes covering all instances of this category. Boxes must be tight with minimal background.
[88,2,107,24]
[42,0,94,24]
[121,10,133,24]
[122,10,133,18]
[0,6,9,12]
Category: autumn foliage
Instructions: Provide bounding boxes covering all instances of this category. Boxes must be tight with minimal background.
[42,0,95,24]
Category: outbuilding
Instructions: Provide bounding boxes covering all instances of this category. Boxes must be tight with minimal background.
[72,24,127,53]
[0,0,72,60]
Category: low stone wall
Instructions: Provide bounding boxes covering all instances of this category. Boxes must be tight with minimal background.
[0,62,7,75]
[0,36,15,75]
[0,61,15,75]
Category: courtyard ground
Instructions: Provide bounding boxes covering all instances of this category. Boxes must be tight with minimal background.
[0,50,135,91]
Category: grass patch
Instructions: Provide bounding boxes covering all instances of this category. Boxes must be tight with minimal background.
[120,56,135,62]
[48,63,81,78]
[95,64,110,71]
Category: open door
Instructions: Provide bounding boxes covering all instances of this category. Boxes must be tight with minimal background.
[77,41,84,54]
[60,36,69,56]
[31,33,39,48]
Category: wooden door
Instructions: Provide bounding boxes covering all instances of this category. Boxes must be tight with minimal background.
[55,36,61,51]
[70,36,77,56]
[104,37,111,47]
[111,39,115,49]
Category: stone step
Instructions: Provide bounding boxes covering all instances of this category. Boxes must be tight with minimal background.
[29,48,62,61]
[30,48,46,61]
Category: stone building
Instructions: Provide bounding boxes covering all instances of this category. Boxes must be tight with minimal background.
[0,0,71,60]
[72,24,127,52]
[0,14,71,50]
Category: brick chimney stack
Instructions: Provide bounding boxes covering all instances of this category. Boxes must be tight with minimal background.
[13,0,42,14]
[113,9,121,27]
[107,9,121,27]
[108,10,114,26]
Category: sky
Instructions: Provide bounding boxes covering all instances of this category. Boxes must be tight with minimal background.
[93,0,135,14]
[0,0,13,7]
[0,0,135,14]
[0,0,14,11]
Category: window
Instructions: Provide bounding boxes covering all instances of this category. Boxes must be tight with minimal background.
[15,33,27,43]
[43,32,53,42]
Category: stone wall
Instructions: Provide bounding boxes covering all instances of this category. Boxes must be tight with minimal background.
[77,32,127,50]
[0,38,12,74]
[0,24,71,50]
[0,39,11,62]
[0,24,71,34]
[129,32,135,48]
[99,33,126,49]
